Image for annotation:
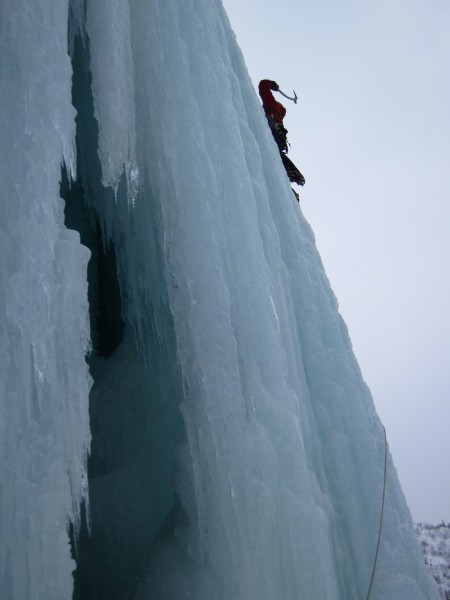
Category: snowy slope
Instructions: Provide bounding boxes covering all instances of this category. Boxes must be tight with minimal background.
[0,1,441,599]
[415,523,450,599]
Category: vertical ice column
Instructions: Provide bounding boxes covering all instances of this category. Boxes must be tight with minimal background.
[0,2,91,599]
[125,1,440,598]
[86,0,138,197]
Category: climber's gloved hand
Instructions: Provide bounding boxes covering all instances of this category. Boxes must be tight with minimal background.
[271,81,279,91]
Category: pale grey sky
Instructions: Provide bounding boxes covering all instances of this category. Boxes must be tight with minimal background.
[222,0,450,523]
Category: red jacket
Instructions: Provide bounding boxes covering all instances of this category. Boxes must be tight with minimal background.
[258,79,286,125]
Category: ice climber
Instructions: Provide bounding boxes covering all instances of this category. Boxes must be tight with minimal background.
[258,79,305,192]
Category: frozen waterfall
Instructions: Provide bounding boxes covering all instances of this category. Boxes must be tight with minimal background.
[0,1,440,599]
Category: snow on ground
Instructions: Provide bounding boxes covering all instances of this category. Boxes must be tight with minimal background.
[415,523,450,599]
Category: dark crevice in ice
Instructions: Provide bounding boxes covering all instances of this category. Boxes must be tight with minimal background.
[61,169,124,359]
[62,27,186,600]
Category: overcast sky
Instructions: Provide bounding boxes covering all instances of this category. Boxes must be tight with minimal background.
[222,0,450,523]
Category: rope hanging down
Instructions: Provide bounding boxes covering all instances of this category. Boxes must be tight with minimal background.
[365,425,388,600]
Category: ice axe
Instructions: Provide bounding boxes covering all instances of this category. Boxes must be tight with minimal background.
[277,88,298,104]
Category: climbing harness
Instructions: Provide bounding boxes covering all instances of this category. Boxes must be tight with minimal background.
[365,425,388,600]
[265,114,289,154]
[277,88,298,104]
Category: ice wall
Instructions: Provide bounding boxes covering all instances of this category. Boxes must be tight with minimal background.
[0,0,440,599]
[0,2,91,599]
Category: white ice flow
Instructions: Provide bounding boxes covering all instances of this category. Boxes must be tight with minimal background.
[0,0,440,599]
[0,2,91,600]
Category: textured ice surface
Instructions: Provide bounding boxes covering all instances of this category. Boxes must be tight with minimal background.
[86,0,138,195]
[0,0,441,599]
[0,2,91,599]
